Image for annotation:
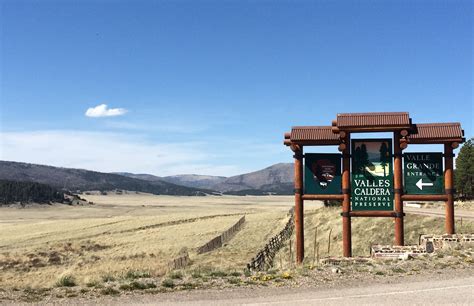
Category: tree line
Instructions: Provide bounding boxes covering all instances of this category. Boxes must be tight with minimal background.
[455,138,473,200]
[0,180,65,205]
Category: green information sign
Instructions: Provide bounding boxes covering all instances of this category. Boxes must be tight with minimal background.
[304,153,342,195]
[351,139,394,211]
[404,152,444,195]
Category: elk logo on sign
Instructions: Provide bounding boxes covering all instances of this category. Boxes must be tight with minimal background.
[304,153,342,195]
[311,159,336,189]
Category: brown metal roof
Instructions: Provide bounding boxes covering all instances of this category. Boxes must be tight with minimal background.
[408,123,464,144]
[289,126,340,145]
[336,112,411,131]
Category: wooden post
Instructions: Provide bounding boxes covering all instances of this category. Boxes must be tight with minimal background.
[393,132,404,245]
[342,133,352,257]
[444,143,455,234]
[294,146,304,264]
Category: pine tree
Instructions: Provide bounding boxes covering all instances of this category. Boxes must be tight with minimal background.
[455,138,473,200]
[354,147,362,173]
[360,144,371,176]
[379,142,390,176]
[0,180,65,205]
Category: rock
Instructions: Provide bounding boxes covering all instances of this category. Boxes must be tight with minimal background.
[331,267,341,274]
[425,241,434,253]
[398,253,409,260]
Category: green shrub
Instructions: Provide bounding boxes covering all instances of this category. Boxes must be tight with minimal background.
[100,287,119,295]
[181,282,196,290]
[85,280,103,288]
[161,279,174,288]
[146,282,157,289]
[391,267,406,273]
[209,270,227,277]
[101,274,116,282]
[120,281,156,291]
[130,281,147,290]
[229,271,242,277]
[125,270,150,279]
[56,275,77,287]
[169,271,183,279]
[119,283,131,290]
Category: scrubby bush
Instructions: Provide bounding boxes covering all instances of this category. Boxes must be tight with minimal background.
[161,279,174,288]
[56,275,77,287]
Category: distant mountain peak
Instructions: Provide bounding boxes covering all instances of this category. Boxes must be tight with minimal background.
[1,160,294,196]
[157,163,293,194]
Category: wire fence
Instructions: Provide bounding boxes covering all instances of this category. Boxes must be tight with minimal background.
[168,250,191,270]
[196,216,246,254]
[246,208,294,272]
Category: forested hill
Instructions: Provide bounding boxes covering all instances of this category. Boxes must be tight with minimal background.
[0,180,65,205]
[0,161,211,196]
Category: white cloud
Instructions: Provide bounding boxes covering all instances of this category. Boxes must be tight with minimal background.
[103,120,208,133]
[0,130,204,175]
[0,130,290,176]
[85,104,127,117]
[0,130,259,176]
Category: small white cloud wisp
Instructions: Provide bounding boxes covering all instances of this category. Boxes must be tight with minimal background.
[85,104,127,118]
[0,130,250,176]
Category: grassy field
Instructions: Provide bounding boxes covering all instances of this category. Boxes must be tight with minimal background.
[0,194,472,291]
[0,194,293,289]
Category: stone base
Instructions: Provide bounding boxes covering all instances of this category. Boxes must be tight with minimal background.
[420,234,474,250]
[371,245,428,259]
[321,257,373,265]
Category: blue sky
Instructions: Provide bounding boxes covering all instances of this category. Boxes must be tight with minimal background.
[0,0,472,176]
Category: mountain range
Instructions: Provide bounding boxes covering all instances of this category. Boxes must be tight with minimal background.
[0,161,209,196]
[0,161,294,195]
[117,163,294,195]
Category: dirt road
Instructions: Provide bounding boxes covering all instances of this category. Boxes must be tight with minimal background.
[55,269,473,305]
[405,207,474,220]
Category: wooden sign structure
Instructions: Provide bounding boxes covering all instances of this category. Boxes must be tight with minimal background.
[283,112,465,262]
[351,139,394,211]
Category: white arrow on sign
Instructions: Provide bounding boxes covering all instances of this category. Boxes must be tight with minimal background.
[416,178,433,190]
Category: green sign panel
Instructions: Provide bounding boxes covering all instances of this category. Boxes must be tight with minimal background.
[351,139,394,211]
[304,153,342,195]
[404,153,444,195]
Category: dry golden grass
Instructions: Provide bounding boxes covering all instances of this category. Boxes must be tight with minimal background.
[0,194,292,289]
[274,205,474,269]
[0,194,471,290]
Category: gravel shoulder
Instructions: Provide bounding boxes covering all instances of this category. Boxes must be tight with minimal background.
[37,267,474,305]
